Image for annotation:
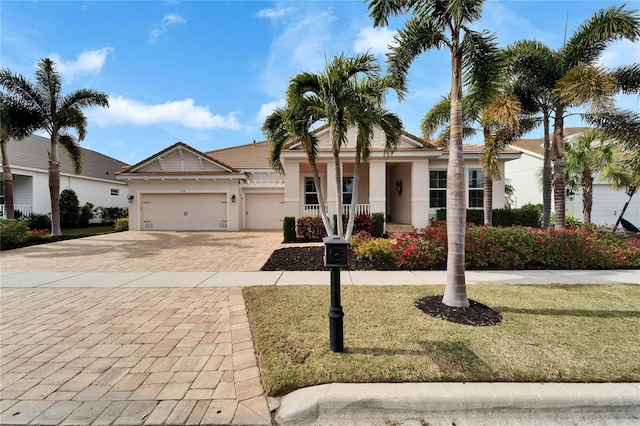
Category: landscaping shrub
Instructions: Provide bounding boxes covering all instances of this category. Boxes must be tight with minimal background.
[0,219,28,250]
[96,206,128,225]
[25,229,50,242]
[283,216,296,242]
[60,188,80,228]
[114,218,129,231]
[439,204,543,227]
[25,213,51,230]
[436,208,483,225]
[78,202,95,227]
[351,224,640,270]
[372,212,385,237]
[354,214,374,235]
[297,216,326,241]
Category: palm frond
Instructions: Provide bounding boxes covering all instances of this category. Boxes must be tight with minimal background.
[611,63,640,94]
[421,96,451,138]
[462,30,503,108]
[553,64,617,112]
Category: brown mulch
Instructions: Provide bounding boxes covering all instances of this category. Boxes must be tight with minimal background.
[414,295,502,326]
[260,246,376,271]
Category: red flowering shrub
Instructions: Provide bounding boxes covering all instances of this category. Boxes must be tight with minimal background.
[297,216,326,241]
[350,224,640,270]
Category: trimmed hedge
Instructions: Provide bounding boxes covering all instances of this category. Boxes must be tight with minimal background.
[372,212,385,237]
[351,223,640,270]
[0,219,28,250]
[283,216,296,242]
[297,217,326,241]
[437,204,542,228]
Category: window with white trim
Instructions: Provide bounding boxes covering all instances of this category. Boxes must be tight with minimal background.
[304,177,319,205]
[429,170,447,208]
[342,177,353,205]
[468,169,484,208]
[110,188,120,197]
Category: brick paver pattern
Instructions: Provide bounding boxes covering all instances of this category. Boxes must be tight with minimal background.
[0,287,271,425]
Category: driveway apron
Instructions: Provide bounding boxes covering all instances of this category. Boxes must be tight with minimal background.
[0,231,280,425]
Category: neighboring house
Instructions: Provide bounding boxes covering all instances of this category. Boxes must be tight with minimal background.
[117,126,521,231]
[0,134,129,218]
[506,127,640,226]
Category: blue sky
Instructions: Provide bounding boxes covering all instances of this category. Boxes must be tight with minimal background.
[1,0,638,165]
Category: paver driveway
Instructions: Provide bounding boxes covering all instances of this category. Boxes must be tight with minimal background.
[0,231,284,272]
[0,232,282,425]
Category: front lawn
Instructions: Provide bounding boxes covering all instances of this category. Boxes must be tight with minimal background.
[244,284,640,396]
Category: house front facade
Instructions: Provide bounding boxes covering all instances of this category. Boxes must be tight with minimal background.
[506,127,640,226]
[118,127,521,232]
[0,134,129,218]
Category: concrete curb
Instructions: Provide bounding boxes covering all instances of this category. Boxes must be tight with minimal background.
[275,382,640,425]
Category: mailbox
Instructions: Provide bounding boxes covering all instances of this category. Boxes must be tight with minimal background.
[323,235,349,268]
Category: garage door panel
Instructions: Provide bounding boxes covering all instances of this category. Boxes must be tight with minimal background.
[246,193,284,230]
[142,193,226,231]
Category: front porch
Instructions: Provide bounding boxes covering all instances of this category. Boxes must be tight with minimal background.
[0,204,34,218]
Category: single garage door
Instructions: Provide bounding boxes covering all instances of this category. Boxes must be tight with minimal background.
[245,193,284,230]
[142,193,227,230]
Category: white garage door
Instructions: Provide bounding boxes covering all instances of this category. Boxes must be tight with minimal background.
[142,193,227,231]
[245,193,284,230]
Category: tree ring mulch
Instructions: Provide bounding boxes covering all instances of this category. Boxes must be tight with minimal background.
[414,295,502,326]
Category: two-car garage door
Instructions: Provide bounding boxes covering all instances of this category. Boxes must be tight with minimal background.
[142,193,227,231]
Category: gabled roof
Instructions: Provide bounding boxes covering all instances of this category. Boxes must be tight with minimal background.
[512,127,590,157]
[0,134,128,182]
[117,141,242,175]
[206,140,272,169]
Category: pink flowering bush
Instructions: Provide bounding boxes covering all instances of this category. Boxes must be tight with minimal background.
[350,224,640,270]
[25,229,51,242]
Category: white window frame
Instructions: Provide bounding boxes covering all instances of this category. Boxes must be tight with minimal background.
[468,168,484,209]
[304,176,319,205]
[429,170,447,209]
[342,176,354,205]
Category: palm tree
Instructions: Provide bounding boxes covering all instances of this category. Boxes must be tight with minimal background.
[0,58,109,235]
[564,129,617,224]
[369,0,495,308]
[263,101,333,237]
[287,53,379,238]
[507,5,640,229]
[0,93,42,219]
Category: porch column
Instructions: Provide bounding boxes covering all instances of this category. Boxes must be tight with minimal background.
[369,161,386,216]
[283,160,300,218]
[411,160,430,228]
[326,161,338,220]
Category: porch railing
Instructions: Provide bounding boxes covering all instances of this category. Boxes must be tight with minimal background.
[0,204,34,218]
[301,204,370,217]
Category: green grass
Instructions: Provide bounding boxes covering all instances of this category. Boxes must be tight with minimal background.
[62,226,116,236]
[244,284,640,396]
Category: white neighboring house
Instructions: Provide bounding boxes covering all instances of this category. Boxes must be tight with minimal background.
[0,134,129,219]
[506,127,640,226]
[117,126,521,231]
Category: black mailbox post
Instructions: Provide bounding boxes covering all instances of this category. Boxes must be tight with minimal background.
[323,235,348,353]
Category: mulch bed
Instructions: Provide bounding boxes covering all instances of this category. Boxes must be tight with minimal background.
[414,295,502,326]
[261,246,376,271]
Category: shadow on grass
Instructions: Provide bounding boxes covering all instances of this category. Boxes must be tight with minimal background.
[494,307,640,318]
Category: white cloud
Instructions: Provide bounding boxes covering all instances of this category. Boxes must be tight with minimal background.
[90,95,243,130]
[150,13,186,42]
[599,39,640,68]
[49,48,113,83]
[256,7,293,20]
[353,27,397,56]
[256,99,285,123]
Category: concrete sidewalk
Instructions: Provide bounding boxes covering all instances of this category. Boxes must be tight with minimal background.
[2,269,639,288]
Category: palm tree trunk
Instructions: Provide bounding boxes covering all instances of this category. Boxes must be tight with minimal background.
[442,47,469,308]
[308,153,332,237]
[612,187,636,232]
[345,142,361,241]
[542,115,552,229]
[483,174,492,226]
[582,170,593,224]
[552,110,565,229]
[333,151,343,238]
[1,140,15,219]
[49,160,62,236]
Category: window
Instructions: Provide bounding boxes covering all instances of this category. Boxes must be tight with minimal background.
[468,169,484,208]
[304,177,318,205]
[342,177,353,205]
[429,170,447,208]
[110,188,120,197]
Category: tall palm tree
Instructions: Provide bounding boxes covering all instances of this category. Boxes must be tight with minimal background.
[564,129,617,224]
[0,93,43,219]
[369,0,494,308]
[0,58,109,235]
[287,53,386,238]
[507,5,640,229]
[263,101,334,237]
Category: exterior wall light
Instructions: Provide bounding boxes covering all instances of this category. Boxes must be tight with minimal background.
[231,194,236,203]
